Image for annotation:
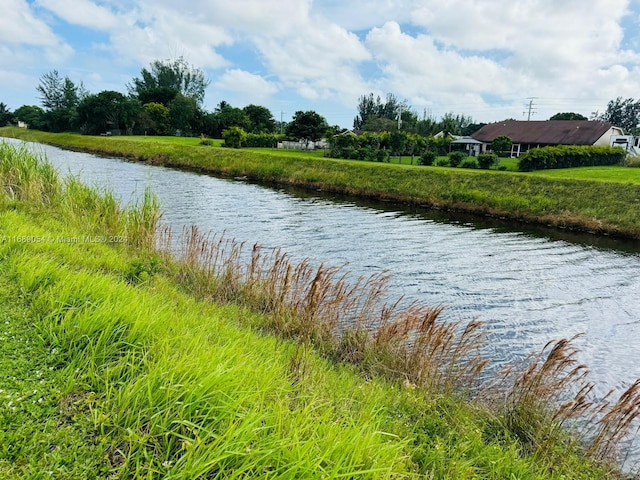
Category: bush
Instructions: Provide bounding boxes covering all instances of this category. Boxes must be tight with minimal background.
[460,158,479,169]
[491,135,512,156]
[478,153,498,169]
[418,150,437,166]
[518,145,626,171]
[199,134,212,146]
[222,126,248,148]
[436,158,450,167]
[448,151,467,167]
[244,133,284,148]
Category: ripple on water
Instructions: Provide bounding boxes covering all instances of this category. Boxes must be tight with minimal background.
[12,138,640,415]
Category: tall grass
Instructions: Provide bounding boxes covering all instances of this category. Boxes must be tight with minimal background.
[0,141,60,205]
[1,140,639,476]
[0,140,160,251]
[166,225,488,394]
[493,335,640,465]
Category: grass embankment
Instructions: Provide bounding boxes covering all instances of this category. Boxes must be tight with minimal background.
[0,143,634,477]
[2,127,640,239]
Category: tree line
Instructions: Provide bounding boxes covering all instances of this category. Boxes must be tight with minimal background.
[0,57,316,139]
[1,56,639,142]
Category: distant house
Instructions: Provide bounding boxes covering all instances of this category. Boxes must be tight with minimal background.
[17,121,28,129]
[449,136,484,157]
[278,139,328,151]
[470,120,624,157]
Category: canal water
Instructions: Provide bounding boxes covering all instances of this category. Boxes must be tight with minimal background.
[9,139,640,404]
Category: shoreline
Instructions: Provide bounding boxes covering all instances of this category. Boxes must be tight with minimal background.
[2,127,640,240]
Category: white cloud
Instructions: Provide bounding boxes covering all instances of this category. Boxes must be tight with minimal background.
[0,0,65,47]
[139,0,313,37]
[365,22,522,106]
[214,69,279,103]
[110,20,230,69]
[35,0,120,30]
[256,21,371,104]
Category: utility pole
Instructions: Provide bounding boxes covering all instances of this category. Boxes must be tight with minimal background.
[524,98,537,121]
[397,104,402,129]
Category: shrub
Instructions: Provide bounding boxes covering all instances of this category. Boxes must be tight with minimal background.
[459,158,479,169]
[477,153,498,169]
[418,150,437,166]
[376,149,387,162]
[491,135,512,156]
[244,133,284,148]
[199,134,212,146]
[436,158,450,167]
[222,126,247,148]
[448,151,467,167]
[518,145,626,171]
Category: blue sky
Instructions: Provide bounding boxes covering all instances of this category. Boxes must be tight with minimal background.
[2,0,640,128]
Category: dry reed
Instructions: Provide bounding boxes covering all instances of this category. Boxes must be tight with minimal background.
[492,334,640,466]
[152,223,640,467]
[158,224,489,393]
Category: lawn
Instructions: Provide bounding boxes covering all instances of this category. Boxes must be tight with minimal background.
[530,165,640,184]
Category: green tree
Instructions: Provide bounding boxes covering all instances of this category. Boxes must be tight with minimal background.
[354,93,415,132]
[438,112,473,136]
[209,102,250,138]
[37,70,83,132]
[594,97,640,134]
[243,104,276,133]
[0,103,14,126]
[286,110,328,142]
[76,90,140,135]
[462,122,487,135]
[361,116,397,132]
[168,94,197,134]
[491,135,513,156]
[13,105,44,129]
[141,103,170,135]
[416,110,438,136]
[128,56,210,107]
[388,131,407,156]
[549,112,587,121]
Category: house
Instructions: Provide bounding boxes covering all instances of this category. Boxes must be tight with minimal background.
[470,120,624,157]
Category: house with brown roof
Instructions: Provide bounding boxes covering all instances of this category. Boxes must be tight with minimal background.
[470,120,624,157]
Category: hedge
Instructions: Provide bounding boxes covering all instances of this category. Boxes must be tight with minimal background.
[518,145,626,172]
[245,132,285,148]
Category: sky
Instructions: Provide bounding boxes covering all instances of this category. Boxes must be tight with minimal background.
[2,0,640,128]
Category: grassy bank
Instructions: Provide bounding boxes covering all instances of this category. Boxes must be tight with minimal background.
[2,127,640,240]
[1,136,638,478]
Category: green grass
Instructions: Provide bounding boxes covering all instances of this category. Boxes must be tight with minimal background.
[0,132,633,478]
[530,165,640,184]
